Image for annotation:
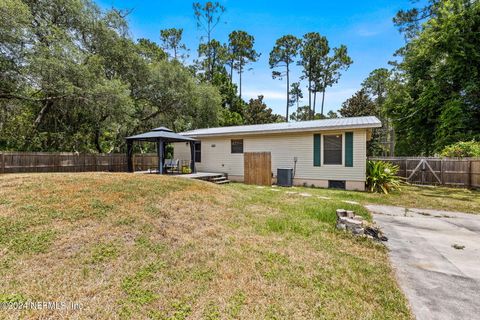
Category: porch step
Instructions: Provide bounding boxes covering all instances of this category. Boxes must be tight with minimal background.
[211,176,227,181]
[207,175,230,184]
[214,179,230,184]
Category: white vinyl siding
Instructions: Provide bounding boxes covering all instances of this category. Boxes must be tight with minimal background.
[174,129,367,181]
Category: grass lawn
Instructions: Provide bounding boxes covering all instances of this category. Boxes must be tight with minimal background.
[279,183,480,215]
[4,173,476,319]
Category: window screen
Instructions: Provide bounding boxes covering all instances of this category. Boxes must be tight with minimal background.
[194,141,201,163]
[324,135,342,165]
[231,139,243,154]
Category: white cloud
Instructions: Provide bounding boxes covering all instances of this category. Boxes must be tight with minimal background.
[352,16,392,37]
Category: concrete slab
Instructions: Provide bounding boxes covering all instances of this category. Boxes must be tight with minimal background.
[366,205,480,320]
[342,200,360,205]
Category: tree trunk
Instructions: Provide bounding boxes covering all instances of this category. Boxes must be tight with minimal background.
[34,99,52,128]
[308,79,312,111]
[313,91,317,119]
[321,89,326,115]
[207,30,212,82]
[94,129,103,153]
[211,50,216,81]
[239,64,242,99]
[286,63,290,122]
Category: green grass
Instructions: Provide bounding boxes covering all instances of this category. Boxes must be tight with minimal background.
[0,172,419,319]
[89,241,120,264]
[226,183,479,214]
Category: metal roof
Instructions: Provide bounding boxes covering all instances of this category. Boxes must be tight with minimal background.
[180,116,382,138]
[126,127,195,142]
[151,126,173,132]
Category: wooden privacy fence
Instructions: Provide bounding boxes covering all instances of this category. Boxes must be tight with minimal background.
[244,152,272,186]
[369,157,480,188]
[132,153,158,172]
[0,152,158,174]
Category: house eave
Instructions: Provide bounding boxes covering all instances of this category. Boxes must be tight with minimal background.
[181,123,382,139]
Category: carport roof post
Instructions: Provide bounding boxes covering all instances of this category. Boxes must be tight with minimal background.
[125,126,196,173]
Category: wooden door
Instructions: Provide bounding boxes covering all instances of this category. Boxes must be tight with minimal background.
[244,152,272,186]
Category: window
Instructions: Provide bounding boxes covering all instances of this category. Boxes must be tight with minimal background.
[231,139,243,154]
[194,141,201,163]
[323,134,342,165]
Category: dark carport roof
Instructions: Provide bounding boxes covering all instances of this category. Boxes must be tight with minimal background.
[126,127,195,142]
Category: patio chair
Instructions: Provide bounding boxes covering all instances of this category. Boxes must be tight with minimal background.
[164,158,179,173]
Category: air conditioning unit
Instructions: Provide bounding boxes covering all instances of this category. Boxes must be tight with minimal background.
[277,168,293,187]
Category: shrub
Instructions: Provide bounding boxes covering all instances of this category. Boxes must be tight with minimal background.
[366,160,401,194]
[440,140,480,157]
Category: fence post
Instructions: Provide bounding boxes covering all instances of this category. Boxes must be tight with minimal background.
[440,158,444,184]
[0,153,4,174]
[468,159,472,188]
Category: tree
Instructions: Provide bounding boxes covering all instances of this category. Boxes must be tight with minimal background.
[393,0,443,40]
[386,0,480,155]
[0,0,224,152]
[326,110,338,118]
[362,68,391,105]
[289,106,312,122]
[135,60,222,132]
[0,0,136,151]
[160,28,188,61]
[289,106,324,121]
[228,30,260,99]
[362,68,394,155]
[288,82,303,111]
[299,32,327,114]
[226,42,235,82]
[299,33,351,116]
[339,89,377,117]
[317,45,352,115]
[193,1,225,81]
[197,39,228,81]
[136,38,167,63]
[269,35,302,121]
[339,89,381,155]
[243,95,284,125]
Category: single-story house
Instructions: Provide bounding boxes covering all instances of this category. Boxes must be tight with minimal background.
[173,116,381,191]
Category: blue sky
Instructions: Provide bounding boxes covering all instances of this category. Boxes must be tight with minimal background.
[97,0,410,115]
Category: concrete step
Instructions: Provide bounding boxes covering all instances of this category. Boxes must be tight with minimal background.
[211,176,227,181]
[198,175,223,181]
[214,179,230,184]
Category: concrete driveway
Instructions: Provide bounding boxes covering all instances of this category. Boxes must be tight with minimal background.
[366,205,480,320]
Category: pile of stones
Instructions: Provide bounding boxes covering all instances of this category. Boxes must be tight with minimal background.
[336,209,388,241]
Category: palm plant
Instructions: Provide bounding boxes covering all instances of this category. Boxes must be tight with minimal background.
[366,160,401,194]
